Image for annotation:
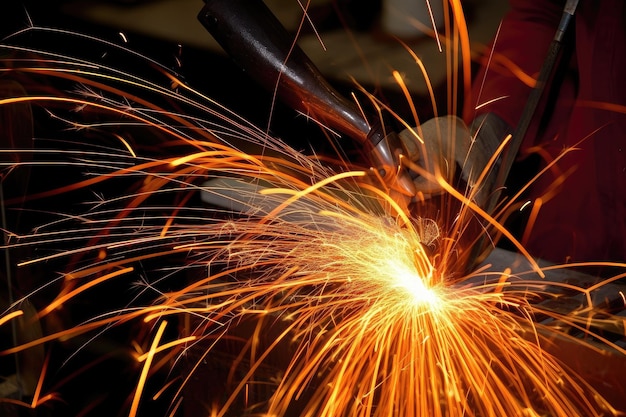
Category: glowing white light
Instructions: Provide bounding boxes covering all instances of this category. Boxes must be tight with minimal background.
[388,260,439,306]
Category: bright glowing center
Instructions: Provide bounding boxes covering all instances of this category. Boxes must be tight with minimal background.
[388,260,440,306]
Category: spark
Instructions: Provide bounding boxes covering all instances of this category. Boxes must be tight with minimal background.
[1,7,625,417]
[135,335,197,363]
[112,133,137,157]
[0,309,23,327]
[39,267,134,317]
[30,352,50,409]
[129,320,167,417]
[520,200,532,211]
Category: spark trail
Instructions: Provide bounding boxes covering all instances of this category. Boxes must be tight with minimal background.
[1,6,625,417]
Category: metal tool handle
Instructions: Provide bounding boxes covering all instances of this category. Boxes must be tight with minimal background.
[488,0,579,215]
[198,0,372,147]
[470,0,579,271]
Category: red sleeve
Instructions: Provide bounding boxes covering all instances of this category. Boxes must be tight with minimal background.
[463,0,565,128]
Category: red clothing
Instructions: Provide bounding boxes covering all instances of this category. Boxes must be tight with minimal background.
[464,0,626,264]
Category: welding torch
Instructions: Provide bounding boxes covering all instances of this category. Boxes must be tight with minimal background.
[197,0,416,206]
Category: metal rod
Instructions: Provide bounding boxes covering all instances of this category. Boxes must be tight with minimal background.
[487,0,579,216]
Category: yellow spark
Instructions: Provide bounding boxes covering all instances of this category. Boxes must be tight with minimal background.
[0,309,23,327]
[112,133,137,157]
[129,320,168,417]
[135,335,197,363]
[387,259,440,306]
[1,13,625,417]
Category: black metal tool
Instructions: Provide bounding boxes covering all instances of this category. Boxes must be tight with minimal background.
[470,0,579,270]
[198,0,416,199]
[487,0,579,215]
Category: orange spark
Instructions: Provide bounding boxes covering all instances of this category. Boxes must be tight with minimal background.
[0,309,23,327]
[129,320,168,417]
[1,10,625,417]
